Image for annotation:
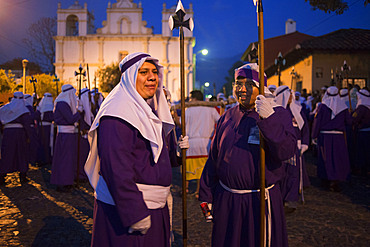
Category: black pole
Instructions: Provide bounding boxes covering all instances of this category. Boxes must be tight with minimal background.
[75,65,84,189]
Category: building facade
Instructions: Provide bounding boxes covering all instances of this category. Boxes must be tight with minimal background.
[54,0,195,100]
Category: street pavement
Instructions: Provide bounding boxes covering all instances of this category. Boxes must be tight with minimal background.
[0,151,369,246]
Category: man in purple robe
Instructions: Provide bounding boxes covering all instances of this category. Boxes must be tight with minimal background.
[352,88,370,176]
[199,63,297,247]
[50,84,81,192]
[36,93,54,165]
[274,86,310,213]
[312,86,352,192]
[84,52,188,247]
[0,92,32,185]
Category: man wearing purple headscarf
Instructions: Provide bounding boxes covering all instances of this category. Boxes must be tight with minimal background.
[0,92,32,185]
[199,63,297,247]
[84,52,188,247]
[312,86,352,191]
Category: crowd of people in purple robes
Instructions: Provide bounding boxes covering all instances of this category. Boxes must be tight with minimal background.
[0,50,369,247]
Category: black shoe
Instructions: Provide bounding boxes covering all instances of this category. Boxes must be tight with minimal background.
[20,173,28,184]
[329,181,341,192]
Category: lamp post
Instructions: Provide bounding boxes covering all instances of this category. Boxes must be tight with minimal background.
[192,49,208,90]
[274,52,286,86]
[22,59,29,94]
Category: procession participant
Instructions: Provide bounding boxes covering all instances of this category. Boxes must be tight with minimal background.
[76,87,94,181]
[0,92,32,185]
[268,84,277,94]
[312,86,352,192]
[352,89,370,176]
[24,94,40,166]
[84,52,188,247]
[199,63,297,247]
[183,90,220,198]
[90,87,104,116]
[36,93,54,165]
[274,86,310,212]
[339,88,350,108]
[50,84,81,192]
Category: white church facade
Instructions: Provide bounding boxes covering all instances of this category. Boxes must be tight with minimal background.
[54,0,195,100]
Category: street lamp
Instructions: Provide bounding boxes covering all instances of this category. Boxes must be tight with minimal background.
[53,74,60,96]
[274,52,286,86]
[22,59,29,94]
[193,49,208,89]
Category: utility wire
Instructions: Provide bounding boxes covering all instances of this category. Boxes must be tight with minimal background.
[304,0,363,33]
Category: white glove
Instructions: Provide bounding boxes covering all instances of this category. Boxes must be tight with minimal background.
[128,215,151,235]
[208,203,212,211]
[255,95,275,119]
[178,135,189,149]
[300,144,308,155]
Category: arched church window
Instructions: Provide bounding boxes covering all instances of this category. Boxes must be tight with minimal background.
[66,15,79,36]
[120,18,130,34]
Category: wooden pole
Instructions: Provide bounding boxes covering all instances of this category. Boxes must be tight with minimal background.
[257,1,266,246]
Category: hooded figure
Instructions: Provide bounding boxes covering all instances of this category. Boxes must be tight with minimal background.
[85,52,185,247]
[352,89,370,175]
[274,86,310,211]
[36,93,55,165]
[50,84,81,192]
[312,86,352,191]
[199,63,297,247]
[0,92,32,185]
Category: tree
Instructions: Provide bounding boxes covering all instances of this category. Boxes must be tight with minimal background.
[0,69,18,93]
[222,60,245,97]
[23,17,57,74]
[96,62,121,93]
[305,0,369,14]
[24,74,64,98]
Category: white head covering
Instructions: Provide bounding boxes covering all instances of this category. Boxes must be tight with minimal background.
[80,88,94,126]
[54,84,77,114]
[0,91,29,125]
[274,86,304,129]
[339,88,350,107]
[24,94,33,107]
[274,85,290,108]
[305,95,314,112]
[268,84,277,92]
[37,93,54,120]
[84,52,174,205]
[356,89,370,109]
[217,93,227,101]
[322,86,348,119]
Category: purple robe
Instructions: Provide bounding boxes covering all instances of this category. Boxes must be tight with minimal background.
[0,113,32,174]
[26,105,40,165]
[199,106,297,247]
[280,107,310,203]
[352,105,370,173]
[312,104,352,181]
[91,116,178,247]
[79,117,90,180]
[37,111,54,165]
[50,102,80,186]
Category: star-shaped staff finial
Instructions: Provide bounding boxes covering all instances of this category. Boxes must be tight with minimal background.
[168,0,194,31]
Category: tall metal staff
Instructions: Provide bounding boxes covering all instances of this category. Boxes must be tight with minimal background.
[86,64,94,113]
[30,76,38,110]
[169,1,193,246]
[74,64,85,188]
[253,0,266,246]
[341,60,352,111]
[53,75,60,97]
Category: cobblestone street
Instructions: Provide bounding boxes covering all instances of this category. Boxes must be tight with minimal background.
[0,152,369,246]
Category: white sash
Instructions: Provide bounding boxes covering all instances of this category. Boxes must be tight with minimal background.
[320,130,343,134]
[57,125,77,133]
[4,123,23,129]
[219,180,275,247]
